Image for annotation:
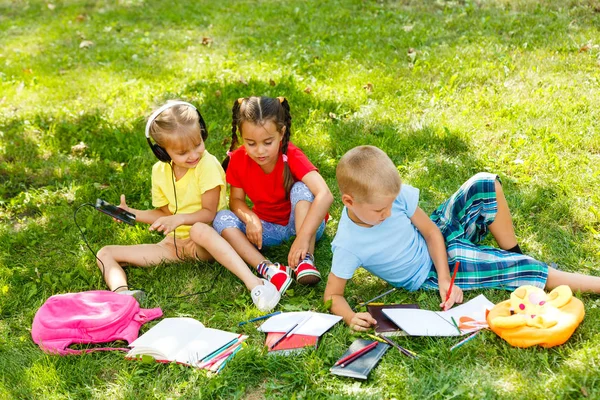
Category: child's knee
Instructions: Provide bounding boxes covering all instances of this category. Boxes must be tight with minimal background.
[190,222,213,241]
[290,181,314,205]
[96,246,113,268]
[213,210,244,234]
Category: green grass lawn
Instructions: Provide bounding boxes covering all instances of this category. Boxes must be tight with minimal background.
[2,0,600,398]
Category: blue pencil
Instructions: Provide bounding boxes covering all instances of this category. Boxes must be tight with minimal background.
[216,345,242,373]
[450,330,481,351]
[238,310,282,326]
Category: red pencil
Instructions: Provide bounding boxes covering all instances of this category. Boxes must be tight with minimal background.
[335,341,378,367]
[444,261,460,305]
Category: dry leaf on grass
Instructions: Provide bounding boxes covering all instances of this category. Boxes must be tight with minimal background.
[269,79,276,86]
[363,82,373,93]
[79,40,94,49]
[71,142,88,154]
[215,90,222,98]
[238,76,248,85]
[304,86,312,94]
[201,37,213,46]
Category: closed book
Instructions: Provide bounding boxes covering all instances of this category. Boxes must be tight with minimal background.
[330,339,390,380]
[366,303,419,337]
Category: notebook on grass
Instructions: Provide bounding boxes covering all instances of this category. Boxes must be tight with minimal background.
[265,332,318,355]
[366,303,419,336]
[258,311,342,336]
[382,294,494,336]
[126,317,245,371]
[330,339,390,380]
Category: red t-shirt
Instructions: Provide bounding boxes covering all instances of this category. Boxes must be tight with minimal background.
[226,143,317,225]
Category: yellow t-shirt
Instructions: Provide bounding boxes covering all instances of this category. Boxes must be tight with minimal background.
[151,150,227,239]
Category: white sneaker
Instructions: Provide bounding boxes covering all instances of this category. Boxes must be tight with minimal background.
[251,279,280,312]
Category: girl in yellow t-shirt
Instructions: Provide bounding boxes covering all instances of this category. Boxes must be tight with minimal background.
[96,101,280,311]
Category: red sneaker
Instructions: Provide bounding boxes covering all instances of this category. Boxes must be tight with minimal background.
[295,253,321,285]
[257,261,292,295]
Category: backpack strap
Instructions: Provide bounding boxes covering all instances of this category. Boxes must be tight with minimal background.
[60,347,130,355]
[134,307,163,324]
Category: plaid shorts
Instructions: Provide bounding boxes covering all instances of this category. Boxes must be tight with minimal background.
[419,173,548,291]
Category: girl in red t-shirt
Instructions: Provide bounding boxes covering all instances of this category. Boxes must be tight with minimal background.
[213,96,333,295]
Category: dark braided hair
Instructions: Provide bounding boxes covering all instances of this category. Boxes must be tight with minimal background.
[223,96,294,197]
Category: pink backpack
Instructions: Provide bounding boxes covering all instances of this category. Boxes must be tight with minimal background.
[32,290,163,355]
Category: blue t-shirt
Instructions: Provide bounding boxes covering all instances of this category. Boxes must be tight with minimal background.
[330,184,432,291]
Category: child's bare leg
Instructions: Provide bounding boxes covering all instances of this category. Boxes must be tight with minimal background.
[488,179,519,250]
[190,223,262,290]
[294,199,317,254]
[96,243,180,292]
[546,267,600,293]
[220,227,266,269]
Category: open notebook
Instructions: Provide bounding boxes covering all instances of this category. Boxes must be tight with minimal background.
[126,317,245,370]
[258,311,342,336]
[382,294,494,336]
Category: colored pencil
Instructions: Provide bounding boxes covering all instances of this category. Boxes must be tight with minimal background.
[444,261,460,305]
[376,334,417,359]
[355,288,397,310]
[215,345,242,373]
[450,330,481,351]
[238,311,282,326]
[335,341,378,367]
[450,316,461,335]
[269,322,299,350]
[366,333,387,343]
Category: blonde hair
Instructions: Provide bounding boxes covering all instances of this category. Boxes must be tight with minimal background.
[336,145,401,203]
[148,102,204,150]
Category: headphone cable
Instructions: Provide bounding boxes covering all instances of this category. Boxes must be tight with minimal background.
[73,203,142,293]
[170,162,184,261]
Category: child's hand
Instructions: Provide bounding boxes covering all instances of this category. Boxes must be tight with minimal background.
[288,235,310,267]
[150,215,183,235]
[348,312,377,332]
[439,284,464,311]
[245,218,263,249]
[111,194,132,223]
[118,194,130,212]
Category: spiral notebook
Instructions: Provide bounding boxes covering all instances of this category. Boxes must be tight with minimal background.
[330,339,390,380]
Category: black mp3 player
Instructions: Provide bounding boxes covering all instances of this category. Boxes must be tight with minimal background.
[95,199,136,226]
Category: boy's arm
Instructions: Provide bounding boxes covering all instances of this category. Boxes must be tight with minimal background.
[410,207,463,310]
[288,171,334,266]
[324,272,377,331]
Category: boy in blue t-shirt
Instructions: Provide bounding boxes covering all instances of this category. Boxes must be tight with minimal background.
[324,145,600,331]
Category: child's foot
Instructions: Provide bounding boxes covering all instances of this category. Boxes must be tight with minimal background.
[295,253,321,285]
[116,289,146,303]
[251,279,281,312]
[257,261,292,295]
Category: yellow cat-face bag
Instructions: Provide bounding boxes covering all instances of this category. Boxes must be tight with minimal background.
[486,285,584,348]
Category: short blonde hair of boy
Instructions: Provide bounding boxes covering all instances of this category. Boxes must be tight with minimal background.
[336,145,401,203]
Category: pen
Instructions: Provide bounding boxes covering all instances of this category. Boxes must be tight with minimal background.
[355,288,397,310]
[450,330,480,351]
[269,322,299,350]
[376,334,417,359]
[443,261,460,307]
[450,316,461,335]
[335,341,378,367]
[238,310,282,326]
